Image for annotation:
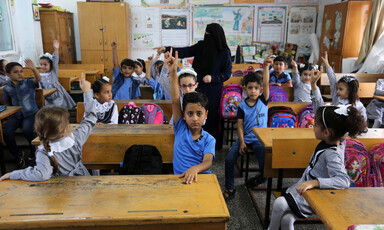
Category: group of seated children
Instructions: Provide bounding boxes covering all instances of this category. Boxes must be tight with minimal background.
[0,41,376,229]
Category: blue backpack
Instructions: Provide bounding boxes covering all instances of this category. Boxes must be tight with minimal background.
[269,85,288,102]
[268,106,297,128]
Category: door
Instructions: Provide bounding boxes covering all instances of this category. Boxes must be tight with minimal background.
[78,2,103,51]
[101,3,128,51]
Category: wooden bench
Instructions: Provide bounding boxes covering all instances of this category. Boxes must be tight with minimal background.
[140,85,155,99]
[76,100,172,123]
[232,63,261,73]
[23,68,82,92]
[59,64,104,84]
[320,73,384,85]
[35,88,58,107]
[251,128,384,228]
[32,124,174,169]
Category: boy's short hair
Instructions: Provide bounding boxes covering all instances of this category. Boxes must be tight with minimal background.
[120,59,135,68]
[182,92,209,112]
[5,62,22,74]
[273,56,287,65]
[242,72,263,87]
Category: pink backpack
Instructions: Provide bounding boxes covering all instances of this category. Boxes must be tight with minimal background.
[118,102,146,124]
[344,139,372,187]
[141,103,164,124]
[219,84,242,119]
[298,104,315,128]
[369,142,384,187]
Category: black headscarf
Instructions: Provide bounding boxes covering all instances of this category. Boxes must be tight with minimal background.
[192,23,229,76]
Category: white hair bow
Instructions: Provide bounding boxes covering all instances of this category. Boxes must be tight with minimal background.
[334,104,351,116]
[313,65,319,71]
[177,67,197,77]
[47,151,54,157]
[40,53,53,61]
[300,63,305,68]
[102,76,110,82]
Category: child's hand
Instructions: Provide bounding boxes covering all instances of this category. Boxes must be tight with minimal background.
[111,38,117,49]
[239,142,247,155]
[96,122,104,126]
[263,53,273,67]
[165,48,178,72]
[24,59,36,70]
[147,55,154,64]
[203,75,211,83]
[179,166,199,184]
[0,173,11,181]
[153,46,165,54]
[296,180,319,195]
[311,66,322,85]
[79,73,91,92]
[320,51,330,67]
[291,59,298,72]
[53,40,60,49]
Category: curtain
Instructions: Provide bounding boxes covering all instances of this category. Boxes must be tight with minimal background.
[357,0,384,64]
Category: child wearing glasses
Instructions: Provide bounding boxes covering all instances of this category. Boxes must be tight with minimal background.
[223,54,271,200]
[312,51,367,120]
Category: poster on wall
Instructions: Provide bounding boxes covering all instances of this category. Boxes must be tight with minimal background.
[287,6,317,60]
[193,7,254,51]
[255,6,287,46]
[130,7,161,49]
[234,0,273,3]
[276,0,319,3]
[190,0,230,5]
[141,0,185,7]
[161,8,190,47]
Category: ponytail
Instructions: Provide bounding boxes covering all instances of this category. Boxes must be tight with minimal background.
[41,138,59,174]
[344,106,368,138]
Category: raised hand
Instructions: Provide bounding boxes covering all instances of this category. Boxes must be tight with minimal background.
[147,54,154,63]
[111,37,117,49]
[263,53,273,67]
[53,40,60,49]
[79,72,91,93]
[291,59,298,72]
[311,66,323,85]
[24,59,36,70]
[320,51,330,67]
[153,46,165,54]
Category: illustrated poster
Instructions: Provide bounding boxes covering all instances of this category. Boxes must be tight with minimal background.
[255,6,287,44]
[161,8,190,47]
[130,7,161,49]
[190,0,230,5]
[141,0,185,7]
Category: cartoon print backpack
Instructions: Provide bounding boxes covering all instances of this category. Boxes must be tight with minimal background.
[268,106,297,128]
[141,103,164,124]
[344,139,372,187]
[269,85,288,102]
[369,142,384,187]
[298,104,315,128]
[118,102,146,124]
[219,84,242,119]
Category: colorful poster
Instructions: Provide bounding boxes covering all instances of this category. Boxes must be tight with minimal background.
[193,7,254,51]
[190,0,230,4]
[255,6,287,45]
[141,0,185,7]
[276,0,318,3]
[234,0,273,3]
[130,8,161,49]
[161,8,190,47]
[287,6,317,60]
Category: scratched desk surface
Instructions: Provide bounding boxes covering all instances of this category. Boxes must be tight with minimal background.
[0,175,229,230]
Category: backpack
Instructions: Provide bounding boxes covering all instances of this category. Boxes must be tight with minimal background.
[268,106,297,128]
[219,84,242,119]
[269,85,289,102]
[243,66,254,76]
[369,142,384,187]
[118,102,146,124]
[120,145,163,175]
[298,104,315,128]
[344,139,372,187]
[141,103,164,124]
[232,70,244,77]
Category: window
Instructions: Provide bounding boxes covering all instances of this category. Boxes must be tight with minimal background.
[0,0,14,52]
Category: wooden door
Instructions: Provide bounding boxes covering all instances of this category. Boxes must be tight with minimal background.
[39,11,57,54]
[327,54,342,73]
[81,50,105,65]
[77,2,103,51]
[101,3,128,51]
[66,13,77,63]
[103,50,129,70]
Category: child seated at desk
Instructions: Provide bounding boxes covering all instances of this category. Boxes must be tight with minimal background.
[3,60,41,168]
[223,54,271,200]
[0,76,97,182]
[366,79,384,127]
[291,60,316,103]
[111,39,140,100]
[39,40,76,110]
[92,77,118,125]
[167,49,215,184]
[268,104,367,230]
[0,59,10,88]
[269,56,292,87]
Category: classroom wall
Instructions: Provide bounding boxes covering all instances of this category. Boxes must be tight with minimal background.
[1,0,44,64]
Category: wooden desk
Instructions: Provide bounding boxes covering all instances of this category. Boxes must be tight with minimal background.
[33,124,174,168]
[0,106,22,175]
[303,188,384,230]
[23,69,81,92]
[374,95,384,101]
[320,73,384,85]
[140,86,155,99]
[76,100,173,123]
[35,89,58,107]
[0,175,230,230]
[59,64,104,84]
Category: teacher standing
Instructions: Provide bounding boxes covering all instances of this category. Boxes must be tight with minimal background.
[155,23,232,150]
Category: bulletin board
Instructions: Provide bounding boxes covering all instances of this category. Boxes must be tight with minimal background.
[255,6,287,45]
[189,0,230,5]
[234,0,273,3]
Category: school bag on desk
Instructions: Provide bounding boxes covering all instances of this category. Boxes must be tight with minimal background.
[118,102,146,124]
[268,106,297,128]
[297,104,315,128]
[368,142,384,187]
[269,85,289,102]
[219,84,242,119]
[141,103,164,124]
[120,145,163,175]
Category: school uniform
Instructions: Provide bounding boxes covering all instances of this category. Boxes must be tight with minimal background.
[291,71,311,102]
[269,70,291,84]
[112,67,141,100]
[283,140,350,218]
[10,91,97,181]
[39,53,76,110]
[132,72,147,86]
[146,77,169,100]
[172,117,216,175]
[0,73,10,87]
[94,99,118,124]
[366,79,384,122]
[225,96,268,190]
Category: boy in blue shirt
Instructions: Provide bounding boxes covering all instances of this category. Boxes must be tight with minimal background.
[269,56,292,87]
[223,54,272,200]
[3,60,41,168]
[167,48,215,184]
[111,39,140,99]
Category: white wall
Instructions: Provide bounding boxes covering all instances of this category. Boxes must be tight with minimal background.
[1,0,44,64]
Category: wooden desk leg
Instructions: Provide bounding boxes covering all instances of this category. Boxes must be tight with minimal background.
[277,169,283,192]
[0,143,6,175]
[264,178,273,229]
[245,151,250,183]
